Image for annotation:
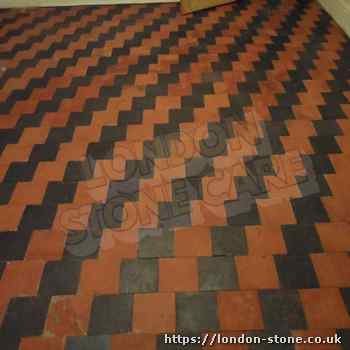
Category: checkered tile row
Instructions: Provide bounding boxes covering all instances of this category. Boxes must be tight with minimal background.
[1,288,350,344]
[1,252,350,299]
[2,223,350,262]
[4,285,350,333]
[0,117,349,235]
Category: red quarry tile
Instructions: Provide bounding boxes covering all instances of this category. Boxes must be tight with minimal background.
[311,253,350,288]
[316,223,350,252]
[245,226,287,256]
[191,201,227,227]
[74,178,109,205]
[0,205,25,231]
[280,136,314,155]
[41,112,69,128]
[19,336,65,350]
[115,140,144,160]
[45,295,92,336]
[226,134,258,160]
[33,161,67,182]
[218,291,264,331]
[53,204,92,232]
[204,93,230,109]
[18,126,50,145]
[139,178,172,204]
[79,256,120,295]
[159,257,198,292]
[236,255,279,290]
[56,142,88,161]
[341,103,350,119]
[152,157,186,182]
[300,288,350,329]
[322,196,350,223]
[111,334,156,350]
[10,180,47,205]
[325,173,350,198]
[257,199,297,226]
[327,154,350,173]
[155,96,181,110]
[0,260,44,297]
[0,144,33,163]
[175,227,212,257]
[193,107,220,123]
[133,293,176,333]
[25,230,65,260]
[286,120,316,138]
[135,72,158,85]
[201,171,238,206]
[143,108,169,125]
[127,123,154,141]
[168,81,192,96]
[266,153,306,200]
[70,123,101,147]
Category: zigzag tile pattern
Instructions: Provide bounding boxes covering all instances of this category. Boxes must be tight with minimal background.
[0,0,350,349]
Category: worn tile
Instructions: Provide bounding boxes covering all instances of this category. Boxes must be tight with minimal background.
[176,293,219,332]
[38,260,82,296]
[211,226,247,256]
[218,291,264,331]
[1,296,50,337]
[291,195,329,224]
[300,288,350,329]
[159,258,198,292]
[274,255,319,289]
[198,256,238,291]
[316,223,350,252]
[175,227,212,257]
[0,260,45,297]
[282,224,323,254]
[120,258,158,293]
[311,253,350,288]
[78,257,120,295]
[138,228,174,258]
[133,293,175,333]
[236,256,279,290]
[259,290,307,330]
[20,336,65,350]
[245,226,287,255]
[46,295,92,337]
[88,294,133,335]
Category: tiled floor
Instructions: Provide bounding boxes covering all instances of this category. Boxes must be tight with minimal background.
[0,0,350,349]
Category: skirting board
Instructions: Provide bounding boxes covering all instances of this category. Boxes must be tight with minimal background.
[0,0,179,9]
[318,0,350,37]
[0,0,348,38]
[181,0,235,14]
